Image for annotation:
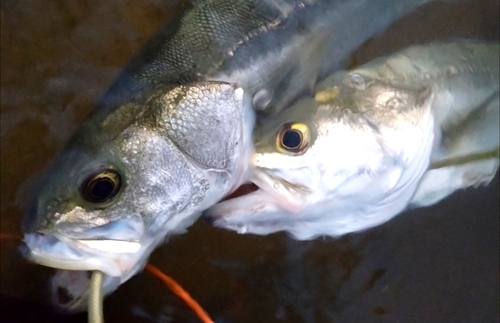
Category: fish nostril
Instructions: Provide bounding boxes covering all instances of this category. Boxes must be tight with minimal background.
[22,197,59,234]
[56,286,74,305]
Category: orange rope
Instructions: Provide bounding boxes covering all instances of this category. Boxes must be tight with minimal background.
[145,263,214,323]
[0,232,21,240]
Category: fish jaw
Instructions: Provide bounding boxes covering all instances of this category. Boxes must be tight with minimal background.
[250,168,312,213]
[204,164,316,233]
[204,188,299,236]
[22,191,206,281]
[23,232,152,278]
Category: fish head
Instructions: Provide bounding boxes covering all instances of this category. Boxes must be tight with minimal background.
[22,82,253,283]
[205,73,435,239]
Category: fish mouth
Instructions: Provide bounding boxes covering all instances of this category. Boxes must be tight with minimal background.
[250,168,312,212]
[23,232,142,277]
[203,168,312,232]
[219,183,260,202]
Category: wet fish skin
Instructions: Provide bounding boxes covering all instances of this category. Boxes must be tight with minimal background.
[101,0,437,111]
[345,40,500,206]
[341,40,500,134]
[205,40,500,240]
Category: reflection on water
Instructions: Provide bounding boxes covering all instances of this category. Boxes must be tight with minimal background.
[1,0,498,322]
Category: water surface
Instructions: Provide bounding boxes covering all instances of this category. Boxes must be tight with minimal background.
[1,0,498,322]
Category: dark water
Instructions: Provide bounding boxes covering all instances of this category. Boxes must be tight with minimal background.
[1,0,499,322]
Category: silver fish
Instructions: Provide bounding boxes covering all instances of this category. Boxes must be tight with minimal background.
[20,0,438,311]
[205,40,500,240]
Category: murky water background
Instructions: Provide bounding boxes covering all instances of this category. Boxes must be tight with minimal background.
[1,0,499,322]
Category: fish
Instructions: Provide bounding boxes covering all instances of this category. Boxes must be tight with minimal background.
[20,0,441,311]
[204,40,500,240]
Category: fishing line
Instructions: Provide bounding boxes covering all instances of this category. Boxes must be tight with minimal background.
[0,232,106,322]
[0,233,21,240]
[429,149,499,169]
[88,270,104,323]
[1,233,213,322]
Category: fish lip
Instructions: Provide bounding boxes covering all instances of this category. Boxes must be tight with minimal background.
[204,168,311,222]
[23,232,141,277]
[202,188,292,236]
[249,168,311,213]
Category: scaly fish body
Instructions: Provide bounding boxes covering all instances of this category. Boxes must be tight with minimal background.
[101,0,437,111]
[21,0,438,310]
[205,40,500,240]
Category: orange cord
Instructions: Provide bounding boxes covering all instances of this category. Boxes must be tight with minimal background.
[145,263,214,323]
[0,232,21,240]
[1,232,214,323]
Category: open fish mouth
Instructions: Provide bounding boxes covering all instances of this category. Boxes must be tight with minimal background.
[221,168,312,214]
[251,169,312,211]
[23,232,142,277]
[203,168,312,233]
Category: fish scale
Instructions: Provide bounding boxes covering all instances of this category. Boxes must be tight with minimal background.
[146,84,244,170]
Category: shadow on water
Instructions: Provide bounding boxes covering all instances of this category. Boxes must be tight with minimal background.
[1,0,499,322]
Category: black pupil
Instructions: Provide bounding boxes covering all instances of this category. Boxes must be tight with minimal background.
[282,130,302,149]
[90,179,115,201]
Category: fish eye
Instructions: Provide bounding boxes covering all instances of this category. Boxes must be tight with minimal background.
[253,88,272,110]
[277,122,310,155]
[81,169,121,204]
[344,73,366,91]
